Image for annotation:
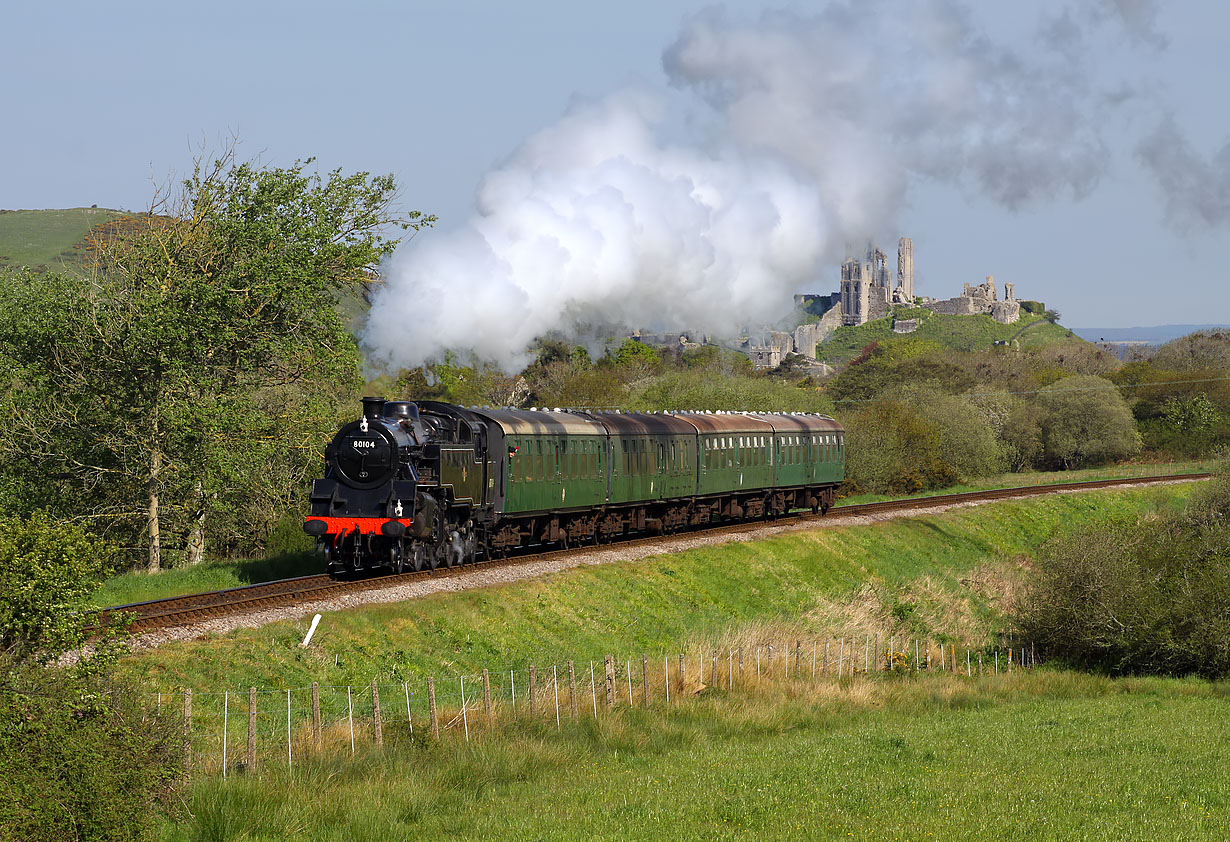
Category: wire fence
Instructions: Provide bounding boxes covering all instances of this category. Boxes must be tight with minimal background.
[154,636,1039,777]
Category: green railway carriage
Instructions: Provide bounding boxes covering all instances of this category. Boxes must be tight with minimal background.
[464,407,845,552]
[307,399,845,572]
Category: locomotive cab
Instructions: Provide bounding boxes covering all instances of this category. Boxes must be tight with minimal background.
[305,398,492,575]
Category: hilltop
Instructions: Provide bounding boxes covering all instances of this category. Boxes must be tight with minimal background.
[816,308,1076,366]
[0,207,129,273]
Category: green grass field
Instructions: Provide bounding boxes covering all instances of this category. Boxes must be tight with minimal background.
[0,207,126,270]
[161,671,1230,841]
[119,483,1195,695]
[130,481,1217,840]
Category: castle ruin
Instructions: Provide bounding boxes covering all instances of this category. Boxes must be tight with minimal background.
[838,237,1020,327]
[841,238,917,326]
[929,274,1019,324]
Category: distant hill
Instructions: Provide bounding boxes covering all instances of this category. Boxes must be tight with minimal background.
[817,309,1077,365]
[0,207,128,273]
[1070,325,1230,344]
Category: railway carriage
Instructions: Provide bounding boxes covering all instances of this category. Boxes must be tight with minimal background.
[305,399,844,574]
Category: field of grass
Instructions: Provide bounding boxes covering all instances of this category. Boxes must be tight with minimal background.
[816,311,1075,365]
[119,483,1195,695]
[161,671,1230,841]
[90,463,1210,611]
[0,207,126,270]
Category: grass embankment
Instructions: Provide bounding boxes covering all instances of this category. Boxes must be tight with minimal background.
[0,207,125,270]
[817,311,1075,365]
[835,459,1214,505]
[122,484,1195,694]
[92,463,1209,610]
[164,672,1230,841]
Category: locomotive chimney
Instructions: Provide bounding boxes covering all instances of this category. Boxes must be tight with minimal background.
[361,396,387,419]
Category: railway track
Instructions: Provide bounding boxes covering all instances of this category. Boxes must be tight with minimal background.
[94,472,1209,634]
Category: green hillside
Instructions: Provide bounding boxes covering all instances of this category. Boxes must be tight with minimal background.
[817,309,1077,365]
[0,207,127,272]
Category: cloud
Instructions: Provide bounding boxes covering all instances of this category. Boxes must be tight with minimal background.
[1138,116,1230,229]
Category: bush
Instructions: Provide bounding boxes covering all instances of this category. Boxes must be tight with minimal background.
[841,399,958,494]
[0,660,184,842]
[1035,375,1141,469]
[0,512,109,659]
[1016,465,1230,676]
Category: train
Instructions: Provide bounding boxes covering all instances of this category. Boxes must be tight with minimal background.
[303,398,845,574]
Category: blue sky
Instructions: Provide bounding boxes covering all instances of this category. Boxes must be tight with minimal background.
[2,0,1227,333]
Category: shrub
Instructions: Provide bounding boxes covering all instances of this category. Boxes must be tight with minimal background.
[0,660,184,842]
[1035,375,1141,469]
[0,512,109,659]
[842,399,958,494]
[1016,465,1230,677]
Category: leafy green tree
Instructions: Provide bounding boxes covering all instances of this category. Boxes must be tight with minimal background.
[1035,375,1141,469]
[0,151,433,570]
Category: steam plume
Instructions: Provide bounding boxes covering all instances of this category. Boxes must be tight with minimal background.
[364,1,1113,372]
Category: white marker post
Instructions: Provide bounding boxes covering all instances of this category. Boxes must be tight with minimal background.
[300,614,322,648]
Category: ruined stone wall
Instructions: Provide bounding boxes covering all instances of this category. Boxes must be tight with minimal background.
[930,296,979,316]
[990,300,1020,324]
[748,345,782,369]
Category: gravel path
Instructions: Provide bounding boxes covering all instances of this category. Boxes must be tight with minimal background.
[126,477,1202,654]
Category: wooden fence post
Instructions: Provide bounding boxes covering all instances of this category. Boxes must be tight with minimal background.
[528,666,537,717]
[311,682,322,750]
[247,687,257,773]
[738,647,744,683]
[642,655,650,706]
[795,640,802,676]
[482,669,492,723]
[371,680,383,747]
[604,655,615,706]
[568,661,578,719]
[428,677,439,739]
[679,654,686,694]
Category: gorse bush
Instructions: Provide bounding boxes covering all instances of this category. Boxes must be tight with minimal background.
[1016,465,1230,677]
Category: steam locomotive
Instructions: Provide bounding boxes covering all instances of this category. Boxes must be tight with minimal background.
[304,398,845,574]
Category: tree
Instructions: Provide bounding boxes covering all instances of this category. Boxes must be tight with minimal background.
[1035,375,1141,469]
[0,151,434,570]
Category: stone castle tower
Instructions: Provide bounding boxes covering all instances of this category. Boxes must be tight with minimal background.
[897,237,914,302]
[841,239,915,326]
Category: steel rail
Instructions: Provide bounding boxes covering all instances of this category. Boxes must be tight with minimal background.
[93,472,1209,634]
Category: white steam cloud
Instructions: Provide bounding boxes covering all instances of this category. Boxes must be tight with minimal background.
[364,0,1115,372]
